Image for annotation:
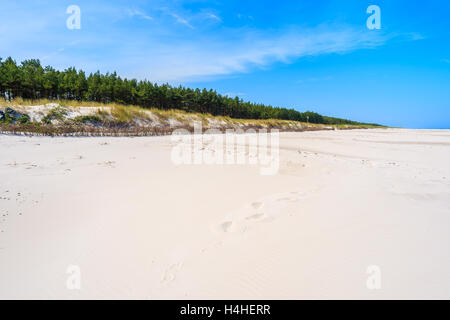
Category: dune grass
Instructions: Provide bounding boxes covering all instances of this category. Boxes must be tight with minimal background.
[0,98,382,136]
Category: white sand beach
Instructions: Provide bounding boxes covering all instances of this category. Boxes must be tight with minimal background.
[0,128,449,299]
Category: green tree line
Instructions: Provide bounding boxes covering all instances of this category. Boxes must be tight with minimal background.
[0,57,378,125]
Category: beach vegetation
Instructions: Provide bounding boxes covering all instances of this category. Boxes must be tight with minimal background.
[0,56,382,127]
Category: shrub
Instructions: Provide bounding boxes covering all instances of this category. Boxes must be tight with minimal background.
[18,114,31,124]
[41,106,68,124]
[74,115,102,125]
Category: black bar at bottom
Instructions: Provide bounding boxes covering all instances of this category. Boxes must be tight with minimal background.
[0,300,448,318]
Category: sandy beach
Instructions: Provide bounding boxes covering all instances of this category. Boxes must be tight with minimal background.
[0,128,449,299]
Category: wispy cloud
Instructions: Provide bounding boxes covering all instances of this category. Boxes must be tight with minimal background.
[0,1,422,84]
[127,9,153,21]
[124,25,394,82]
[206,13,222,22]
[164,10,194,29]
[237,14,254,20]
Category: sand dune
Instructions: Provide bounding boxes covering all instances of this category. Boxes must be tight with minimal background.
[0,128,449,299]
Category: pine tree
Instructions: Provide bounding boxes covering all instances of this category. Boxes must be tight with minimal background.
[0,56,372,126]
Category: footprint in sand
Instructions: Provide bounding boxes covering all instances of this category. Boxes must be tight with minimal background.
[221,221,234,233]
[215,188,321,235]
[276,197,296,202]
[98,161,116,168]
[245,213,266,221]
[251,201,263,210]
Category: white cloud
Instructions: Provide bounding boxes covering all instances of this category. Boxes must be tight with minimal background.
[125,25,392,82]
[0,1,421,84]
[167,12,194,29]
[206,13,222,22]
[127,9,153,21]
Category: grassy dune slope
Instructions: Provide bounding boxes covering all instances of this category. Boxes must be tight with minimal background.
[0,98,383,136]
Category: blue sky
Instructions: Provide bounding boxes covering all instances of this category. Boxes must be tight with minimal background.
[1,0,449,128]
